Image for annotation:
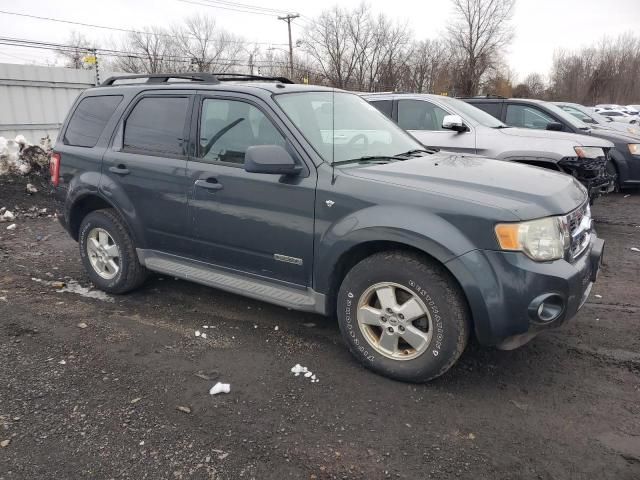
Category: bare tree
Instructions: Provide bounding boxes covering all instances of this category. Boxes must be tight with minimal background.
[172,15,246,73]
[549,34,640,104]
[112,27,182,73]
[402,39,452,93]
[57,32,95,69]
[447,0,515,96]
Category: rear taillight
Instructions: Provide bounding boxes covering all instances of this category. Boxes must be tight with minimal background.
[50,152,61,187]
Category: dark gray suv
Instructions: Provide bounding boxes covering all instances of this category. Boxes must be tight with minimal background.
[52,73,604,382]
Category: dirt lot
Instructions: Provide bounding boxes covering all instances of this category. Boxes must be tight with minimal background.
[1,174,639,480]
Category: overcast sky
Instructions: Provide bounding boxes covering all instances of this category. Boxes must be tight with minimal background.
[1,0,639,81]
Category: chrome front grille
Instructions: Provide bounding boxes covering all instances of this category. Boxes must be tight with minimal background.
[565,202,592,261]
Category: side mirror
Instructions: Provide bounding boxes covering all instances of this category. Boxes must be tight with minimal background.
[244,145,301,175]
[442,114,467,132]
[546,122,564,131]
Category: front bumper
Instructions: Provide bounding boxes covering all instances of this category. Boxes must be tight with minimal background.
[559,155,615,198]
[446,235,604,348]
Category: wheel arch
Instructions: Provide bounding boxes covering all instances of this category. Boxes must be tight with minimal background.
[321,238,473,334]
[67,193,144,247]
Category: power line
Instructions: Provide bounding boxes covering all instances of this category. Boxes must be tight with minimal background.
[0,37,307,68]
[196,0,293,15]
[178,0,282,17]
[0,9,289,46]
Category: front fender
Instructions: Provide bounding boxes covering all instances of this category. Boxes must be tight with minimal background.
[314,205,477,293]
[609,148,631,184]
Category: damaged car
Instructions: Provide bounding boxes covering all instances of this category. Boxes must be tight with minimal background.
[363,93,614,199]
[462,97,637,190]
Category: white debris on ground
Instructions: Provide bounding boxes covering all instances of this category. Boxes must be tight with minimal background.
[195,330,201,337]
[25,183,38,194]
[30,277,114,302]
[631,247,640,253]
[1,210,15,222]
[209,382,231,395]
[6,224,16,231]
[0,135,52,176]
[291,364,319,383]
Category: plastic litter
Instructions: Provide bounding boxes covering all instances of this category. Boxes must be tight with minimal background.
[209,382,231,395]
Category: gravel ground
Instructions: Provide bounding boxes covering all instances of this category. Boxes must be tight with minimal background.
[1,175,639,480]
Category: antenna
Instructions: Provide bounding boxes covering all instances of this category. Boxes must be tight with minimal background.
[331,88,336,185]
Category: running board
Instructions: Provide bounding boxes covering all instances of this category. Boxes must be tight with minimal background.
[137,250,326,314]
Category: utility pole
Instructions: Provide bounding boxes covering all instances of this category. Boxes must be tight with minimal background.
[248,53,254,76]
[91,48,100,85]
[278,13,299,80]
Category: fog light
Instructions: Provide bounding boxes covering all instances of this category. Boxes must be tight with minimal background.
[528,294,565,324]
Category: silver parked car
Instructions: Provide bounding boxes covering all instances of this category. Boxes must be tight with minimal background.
[554,102,640,136]
[361,93,615,198]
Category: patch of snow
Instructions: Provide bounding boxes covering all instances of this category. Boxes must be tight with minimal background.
[26,183,38,194]
[6,223,16,231]
[274,325,279,331]
[291,364,320,383]
[57,279,114,302]
[209,382,231,395]
[58,360,66,365]
[201,332,207,339]
[195,330,201,337]
[631,247,640,253]
[1,210,15,222]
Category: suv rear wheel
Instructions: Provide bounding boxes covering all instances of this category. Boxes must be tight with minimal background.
[337,251,469,382]
[78,209,147,294]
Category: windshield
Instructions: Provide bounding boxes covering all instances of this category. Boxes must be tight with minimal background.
[542,102,591,130]
[439,96,507,128]
[558,103,611,125]
[274,91,423,164]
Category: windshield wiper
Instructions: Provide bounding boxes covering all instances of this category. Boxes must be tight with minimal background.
[393,148,437,157]
[336,155,398,165]
[492,125,511,129]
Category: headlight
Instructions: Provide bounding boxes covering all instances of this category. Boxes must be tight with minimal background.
[495,217,569,261]
[628,144,640,155]
[574,146,604,158]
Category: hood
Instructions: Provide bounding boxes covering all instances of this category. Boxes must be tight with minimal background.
[587,126,640,144]
[343,153,587,220]
[498,127,613,148]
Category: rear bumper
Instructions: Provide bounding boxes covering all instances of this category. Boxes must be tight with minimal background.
[446,235,604,347]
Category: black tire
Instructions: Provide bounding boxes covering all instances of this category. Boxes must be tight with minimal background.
[337,251,469,383]
[605,160,620,192]
[78,209,147,294]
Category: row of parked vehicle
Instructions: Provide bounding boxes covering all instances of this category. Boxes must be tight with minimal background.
[52,73,609,383]
[593,104,640,124]
[363,93,640,196]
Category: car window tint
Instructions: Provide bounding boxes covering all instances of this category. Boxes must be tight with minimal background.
[506,104,555,129]
[199,99,285,165]
[64,95,123,147]
[397,100,449,131]
[370,100,393,119]
[473,102,501,119]
[124,97,189,156]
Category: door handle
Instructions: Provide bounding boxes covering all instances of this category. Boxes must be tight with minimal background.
[109,164,130,175]
[195,178,223,191]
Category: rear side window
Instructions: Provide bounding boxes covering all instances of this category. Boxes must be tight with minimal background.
[64,95,123,147]
[124,97,190,156]
[472,102,501,119]
[506,104,555,129]
[370,100,393,119]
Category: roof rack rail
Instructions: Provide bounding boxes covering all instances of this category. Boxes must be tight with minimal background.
[100,73,220,86]
[456,94,506,99]
[100,72,294,87]
[211,73,294,84]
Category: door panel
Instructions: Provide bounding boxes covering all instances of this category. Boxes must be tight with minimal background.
[101,93,193,255]
[186,96,316,286]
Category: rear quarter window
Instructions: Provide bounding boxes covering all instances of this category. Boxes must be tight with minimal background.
[64,95,123,147]
[471,102,501,119]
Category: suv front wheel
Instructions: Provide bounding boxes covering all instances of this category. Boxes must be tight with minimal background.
[78,209,147,294]
[337,251,469,382]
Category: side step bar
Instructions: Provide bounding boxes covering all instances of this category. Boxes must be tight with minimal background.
[137,250,326,314]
